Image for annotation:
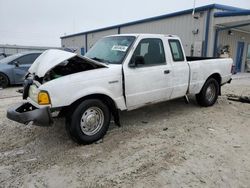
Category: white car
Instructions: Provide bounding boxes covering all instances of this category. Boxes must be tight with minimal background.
[7,34,233,144]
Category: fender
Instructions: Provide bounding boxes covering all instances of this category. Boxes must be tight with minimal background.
[67,87,127,111]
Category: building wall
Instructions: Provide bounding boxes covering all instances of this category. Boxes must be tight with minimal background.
[0,47,22,55]
[120,12,207,56]
[214,15,250,25]
[61,12,208,56]
[87,28,118,50]
[0,45,56,56]
[61,35,86,55]
[218,29,250,72]
[206,8,229,57]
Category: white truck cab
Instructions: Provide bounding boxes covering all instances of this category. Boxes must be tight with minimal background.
[7,34,233,144]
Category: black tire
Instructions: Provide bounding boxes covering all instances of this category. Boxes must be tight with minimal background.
[66,99,111,144]
[196,78,219,107]
[0,73,9,88]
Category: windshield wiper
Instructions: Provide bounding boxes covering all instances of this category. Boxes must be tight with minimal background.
[90,57,110,65]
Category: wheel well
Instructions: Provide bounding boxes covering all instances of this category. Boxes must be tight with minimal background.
[207,73,221,85]
[207,73,222,95]
[71,94,117,110]
[60,94,119,123]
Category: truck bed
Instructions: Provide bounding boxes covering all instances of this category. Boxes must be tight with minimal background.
[186,56,221,61]
[187,57,233,95]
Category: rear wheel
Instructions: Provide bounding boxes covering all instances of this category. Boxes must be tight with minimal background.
[196,78,219,107]
[0,73,9,88]
[66,99,111,144]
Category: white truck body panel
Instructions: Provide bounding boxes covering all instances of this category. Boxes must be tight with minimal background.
[123,35,173,110]
[170,60,190,99]
[188,58,233,94]
[166,40,190,99]
[39,64,127,110]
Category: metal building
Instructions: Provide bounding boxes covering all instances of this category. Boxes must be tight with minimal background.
[0,44,58,58]
[61,4,250,72]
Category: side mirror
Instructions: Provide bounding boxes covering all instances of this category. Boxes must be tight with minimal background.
[129,56,145,67]
[13,61,19,67]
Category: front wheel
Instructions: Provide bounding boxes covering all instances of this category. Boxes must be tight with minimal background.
[196,78,219,107]
[66,99,111,144]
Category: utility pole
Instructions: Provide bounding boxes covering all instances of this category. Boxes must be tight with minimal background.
[192,0,196,17]
[191,0,197,56]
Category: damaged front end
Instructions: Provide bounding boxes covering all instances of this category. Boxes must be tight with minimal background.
[27,49,108,86]
[42,57,106,85]
[7,49,108,126]
[7,102,52,126]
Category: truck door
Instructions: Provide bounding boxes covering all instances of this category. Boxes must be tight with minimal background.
[168,39,189,99]
[123,37,173,110]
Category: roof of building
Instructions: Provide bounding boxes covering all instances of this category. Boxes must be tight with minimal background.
[214,10,250,17]
[61,4,246,39]
[0,44,59,50]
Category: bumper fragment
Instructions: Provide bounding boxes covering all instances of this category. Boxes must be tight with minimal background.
[227,78,232,84]
[7,102,53,126]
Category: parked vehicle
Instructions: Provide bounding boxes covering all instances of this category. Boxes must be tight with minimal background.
[0,53,7,60]
[7,34,233,144]
[0,51,42,88]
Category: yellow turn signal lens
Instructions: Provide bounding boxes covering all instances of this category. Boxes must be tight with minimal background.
[38,91,51,105]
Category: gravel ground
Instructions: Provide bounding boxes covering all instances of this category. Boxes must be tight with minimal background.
[0,74,250,188]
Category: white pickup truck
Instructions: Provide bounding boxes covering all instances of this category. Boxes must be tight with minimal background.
[7,34,233,144]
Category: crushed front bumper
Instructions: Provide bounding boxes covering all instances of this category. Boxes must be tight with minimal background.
[7,102,53,126]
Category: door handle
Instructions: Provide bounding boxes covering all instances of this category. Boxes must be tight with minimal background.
[164,70,170,74]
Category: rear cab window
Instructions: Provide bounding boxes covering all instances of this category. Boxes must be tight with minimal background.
[168,39,184,62]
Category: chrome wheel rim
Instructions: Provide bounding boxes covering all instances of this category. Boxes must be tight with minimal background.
[206,83,216,103]
[80,107,104,136]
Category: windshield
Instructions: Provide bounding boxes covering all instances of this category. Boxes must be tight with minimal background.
[85,36,135,64]
[0,53,23,64]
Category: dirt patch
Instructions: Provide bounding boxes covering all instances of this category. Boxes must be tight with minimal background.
[0,76,250,187]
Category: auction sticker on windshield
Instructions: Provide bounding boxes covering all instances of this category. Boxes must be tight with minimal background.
[111,45,128,52]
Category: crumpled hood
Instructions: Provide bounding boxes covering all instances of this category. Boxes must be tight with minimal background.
[29,49,108,77]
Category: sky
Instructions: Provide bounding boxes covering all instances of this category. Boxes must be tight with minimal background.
[0,0,249,47]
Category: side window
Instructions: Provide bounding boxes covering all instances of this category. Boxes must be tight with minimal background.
[16,53,40,65]
[133,38,166,65]
[29,53,41,63]
[169,40,184,62]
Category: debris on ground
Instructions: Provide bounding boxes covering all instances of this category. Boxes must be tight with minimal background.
[163,127,169,131]
[95,139,103,144]
[227,94,250,104]
[17,89,23,94]
[208,128,215,132]
[233,145,241,148]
